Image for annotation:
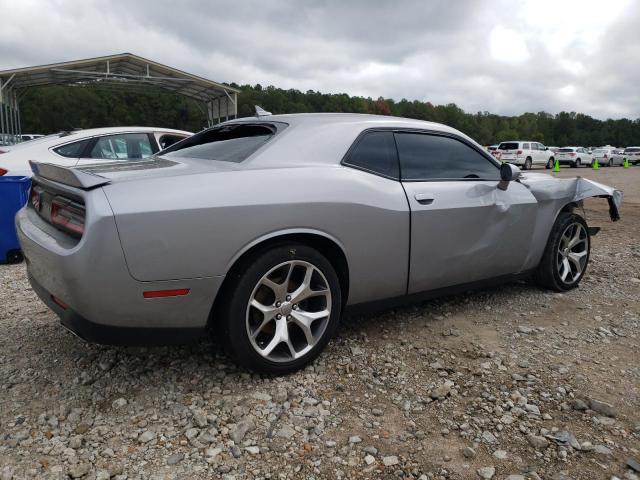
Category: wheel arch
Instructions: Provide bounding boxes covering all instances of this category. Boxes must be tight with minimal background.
[208,230,350,327]
[554,201,582,223]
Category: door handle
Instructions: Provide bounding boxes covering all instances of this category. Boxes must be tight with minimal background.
[414,193,434,205]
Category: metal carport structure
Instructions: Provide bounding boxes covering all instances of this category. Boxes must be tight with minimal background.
[0,53,240,145]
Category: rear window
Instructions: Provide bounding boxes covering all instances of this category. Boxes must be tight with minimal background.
[163,124,275,163]
[558,148,575,152]
[54,139,91,158]
[498,142,519,150]
[625,147,640,153]
[592,149,607,154]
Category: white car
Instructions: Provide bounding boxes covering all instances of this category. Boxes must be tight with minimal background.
[556,147,593,168]
[591,147,625,167]
[623,147,640,165]
[0,127,192,177]
[19,134,45,142]
[495,141,556,170]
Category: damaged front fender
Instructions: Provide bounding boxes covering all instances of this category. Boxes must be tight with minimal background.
[519,174,623,221]
[573,177,623,221]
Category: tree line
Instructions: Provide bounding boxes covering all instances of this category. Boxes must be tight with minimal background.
[20,83,640,147]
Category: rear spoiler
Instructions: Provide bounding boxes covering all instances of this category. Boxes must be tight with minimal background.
[29,161,111,189]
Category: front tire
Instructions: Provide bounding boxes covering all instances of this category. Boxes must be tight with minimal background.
[534,212,590,292]
[219,244,342,374]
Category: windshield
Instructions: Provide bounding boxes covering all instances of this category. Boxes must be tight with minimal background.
[498,142,519,150]
[163,124,275,163]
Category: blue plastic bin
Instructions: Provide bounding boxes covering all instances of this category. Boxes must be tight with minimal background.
[0,176,31,264]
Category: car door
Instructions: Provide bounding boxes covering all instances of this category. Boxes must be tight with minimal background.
[395,131,539,294]
[522,142,531,164]
[76,132,158,167]
[585,148,594,165]
[529,142,538,165]
[536,143,546,163]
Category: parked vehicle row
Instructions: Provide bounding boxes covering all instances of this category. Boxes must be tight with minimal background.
[489,142,638,168]
[0,127,192,177]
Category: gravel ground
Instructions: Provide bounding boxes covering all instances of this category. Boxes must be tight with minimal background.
[1,167,639,480]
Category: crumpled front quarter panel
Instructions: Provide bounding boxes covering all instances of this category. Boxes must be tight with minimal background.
[518,173,623,270]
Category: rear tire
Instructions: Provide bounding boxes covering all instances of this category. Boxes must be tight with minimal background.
[546,157,554,169]
[218,243,342,374]
[534,212,590,292]
[523,157,532,170]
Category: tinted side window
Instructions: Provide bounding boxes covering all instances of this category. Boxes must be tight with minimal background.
[523,143,530,150]
[344,131,399,179]
[53,139,90,158]
[395,133,499,181]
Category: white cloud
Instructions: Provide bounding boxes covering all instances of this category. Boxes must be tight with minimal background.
[489,27,531,63]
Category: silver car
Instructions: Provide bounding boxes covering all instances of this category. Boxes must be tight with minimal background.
[16,113,622,374]
[591,147,625,167]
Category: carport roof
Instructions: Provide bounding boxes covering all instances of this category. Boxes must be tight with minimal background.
[0,52,240,102]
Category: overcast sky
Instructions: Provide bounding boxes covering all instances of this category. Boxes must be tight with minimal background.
[1,0,638,119]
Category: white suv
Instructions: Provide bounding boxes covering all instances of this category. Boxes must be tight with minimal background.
[555,147,593,168]
[623,147,640,165]
[496,141,555,170]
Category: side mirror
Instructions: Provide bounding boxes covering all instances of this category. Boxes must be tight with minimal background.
[500,162,522,182]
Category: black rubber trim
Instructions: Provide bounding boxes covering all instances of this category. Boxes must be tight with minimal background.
[345,270,534,316]
[28,273,205,346]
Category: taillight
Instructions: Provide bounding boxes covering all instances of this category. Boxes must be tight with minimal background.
[0,150,7,154]
[30,187,42,211]
[516,150,523,155]
[603,154,608,158]
[50,197,85,237]
[569,152,576,157]
[0,168,7,176]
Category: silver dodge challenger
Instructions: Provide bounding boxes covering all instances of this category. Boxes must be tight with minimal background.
[16,113,622,373]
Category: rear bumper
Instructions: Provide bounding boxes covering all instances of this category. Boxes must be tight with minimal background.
[16,195,224,344]
[28,272,205,345]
